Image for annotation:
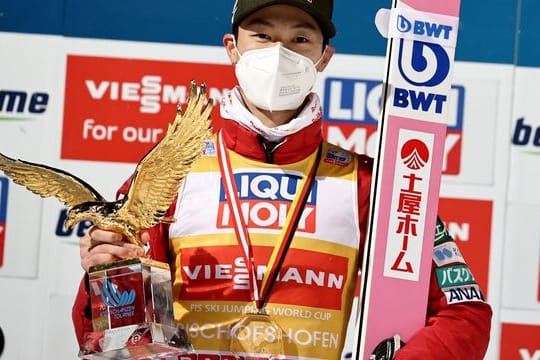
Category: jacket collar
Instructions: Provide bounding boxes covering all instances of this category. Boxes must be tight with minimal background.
[220,118,323,164]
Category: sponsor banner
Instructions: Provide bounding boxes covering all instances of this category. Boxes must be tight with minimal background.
[179,245,348,310]
[502,204,540,310]
[500,323,540,360]
[509,67,540,204]
[437,197,492,297]
[62,55,236,163]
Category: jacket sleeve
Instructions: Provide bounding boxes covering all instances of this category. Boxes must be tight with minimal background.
[394,218,492,359]
[71,177,174,346]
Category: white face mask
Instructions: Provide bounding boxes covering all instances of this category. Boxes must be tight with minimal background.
[234,43,323,111]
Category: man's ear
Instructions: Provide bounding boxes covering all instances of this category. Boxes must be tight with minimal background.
[223,34,239,64]
[316,45,335,72]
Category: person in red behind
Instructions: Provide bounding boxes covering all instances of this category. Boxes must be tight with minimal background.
[73,0,492,358]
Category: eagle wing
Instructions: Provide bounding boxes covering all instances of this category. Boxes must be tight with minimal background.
[117,80,213,230]
[0,153,105,206]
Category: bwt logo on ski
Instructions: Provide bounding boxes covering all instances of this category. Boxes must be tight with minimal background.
[0,90,49,120]
[395,39,450,114]
[0,178,8,268]
[396,15,453,40]
[323,78,464,174]
[512,118,540,151]
[217,172,318,232]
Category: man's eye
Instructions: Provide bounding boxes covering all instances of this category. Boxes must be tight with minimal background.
[254,33,271,40]
[295,37,309,43]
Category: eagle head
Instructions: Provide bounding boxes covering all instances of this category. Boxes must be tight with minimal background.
[64,207,83,230]
[64,202,102,230]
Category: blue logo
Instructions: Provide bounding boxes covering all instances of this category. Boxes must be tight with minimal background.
[0,90,49,118]
[512,118,540,148]
[100,279,136,307]
[397,40,450,87]
[396,15,453,40]
[219,172,318,204]
[397,15,412,33]
[434,247,462,262]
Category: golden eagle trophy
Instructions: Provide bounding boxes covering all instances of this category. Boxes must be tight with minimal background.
[0,81,213,359]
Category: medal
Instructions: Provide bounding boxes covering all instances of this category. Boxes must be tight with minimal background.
[229,311,284,356]
[217,132,322,357]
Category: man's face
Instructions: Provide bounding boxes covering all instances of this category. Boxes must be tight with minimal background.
[236,4,326,64]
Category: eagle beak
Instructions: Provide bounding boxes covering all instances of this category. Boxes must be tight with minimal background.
[64,210,77,230]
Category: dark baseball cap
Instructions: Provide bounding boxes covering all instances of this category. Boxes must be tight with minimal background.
[232,0,336,38]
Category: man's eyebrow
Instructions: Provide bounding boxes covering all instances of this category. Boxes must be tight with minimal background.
[244,17,318,32]
[244,17,273,28]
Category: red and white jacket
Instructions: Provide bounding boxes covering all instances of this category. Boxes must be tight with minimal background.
[73,104,491,359]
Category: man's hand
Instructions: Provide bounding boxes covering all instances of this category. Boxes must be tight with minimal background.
[80,226,148,272]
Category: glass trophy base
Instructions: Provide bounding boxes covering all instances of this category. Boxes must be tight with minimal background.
[79,322,193,360]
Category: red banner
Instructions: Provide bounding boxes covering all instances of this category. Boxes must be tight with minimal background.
[62,55,236,163]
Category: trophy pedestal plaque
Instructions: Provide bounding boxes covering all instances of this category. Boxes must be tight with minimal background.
[79,258,192,359]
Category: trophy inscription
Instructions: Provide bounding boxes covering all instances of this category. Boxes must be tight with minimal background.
[0,81,213,359]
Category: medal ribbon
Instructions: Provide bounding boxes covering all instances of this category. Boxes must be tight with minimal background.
[216,131,321,310]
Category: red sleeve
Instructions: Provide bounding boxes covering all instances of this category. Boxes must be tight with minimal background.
[72,275,93,345]
[71,176,174,346]
[394,220,492,359]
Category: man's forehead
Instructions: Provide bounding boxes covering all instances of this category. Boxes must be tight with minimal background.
[241,5,321,31]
